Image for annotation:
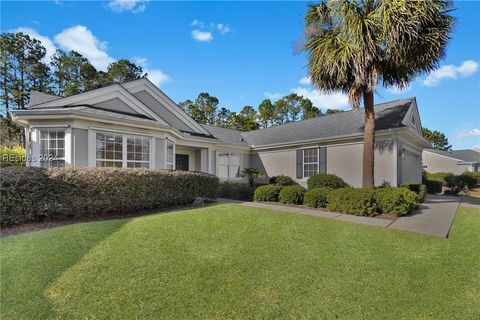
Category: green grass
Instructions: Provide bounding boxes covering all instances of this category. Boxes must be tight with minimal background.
[1,204,479,319]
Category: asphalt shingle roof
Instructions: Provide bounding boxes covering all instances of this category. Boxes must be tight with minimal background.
[425,149,480,163]
[201,125,248,146]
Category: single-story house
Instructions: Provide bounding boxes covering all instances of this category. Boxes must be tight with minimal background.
[10,78,430,187]
[423,149,480,174]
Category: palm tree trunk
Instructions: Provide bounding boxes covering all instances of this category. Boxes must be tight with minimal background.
[362,91,375,188]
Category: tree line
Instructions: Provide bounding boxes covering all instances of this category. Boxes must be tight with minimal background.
[0,32,145,116]
[179,92,344,131]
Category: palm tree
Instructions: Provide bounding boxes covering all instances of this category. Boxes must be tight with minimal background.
[303,0,453,187]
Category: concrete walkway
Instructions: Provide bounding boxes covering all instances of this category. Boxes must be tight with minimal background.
[388,195,461,238]
[218,194,466,238]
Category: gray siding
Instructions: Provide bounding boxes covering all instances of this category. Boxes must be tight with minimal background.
[251,140,398,188]
[422,151,468,174]
[72,128,88,167]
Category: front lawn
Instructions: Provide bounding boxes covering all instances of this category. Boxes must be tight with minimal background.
[1,204,479,319]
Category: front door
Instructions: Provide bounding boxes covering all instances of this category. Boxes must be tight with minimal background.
[175,154,189,171]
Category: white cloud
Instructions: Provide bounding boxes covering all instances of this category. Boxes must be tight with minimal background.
[107,0,147,13]
[13,27,57,63]
[191,30,213,42]
[133,56,169,87]
[54,25,115,70]
[292,87,350,110]
[423,60,479,86]
[217,23,230,34]
[191,20,204,28]
[387,85,410,95]
[299,76,311,85]
[457,128,480,139]
[263,92,284,100]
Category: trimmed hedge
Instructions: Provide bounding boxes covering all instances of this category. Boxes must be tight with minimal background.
[327,188,377,216]
[425,180,443,194]
[465,172,480,186]
[304,187,331,208]
[400,184,427,203]
[0,167,219,227]
[218,181,254,200]
[253,185,280,202]
[376,188,418,216]
[279,185,306,204]
[307,173,348,190]
[269,175,295,186]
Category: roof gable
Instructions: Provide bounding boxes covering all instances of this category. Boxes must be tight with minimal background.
[122,78,211,135]
[28,84,169,126]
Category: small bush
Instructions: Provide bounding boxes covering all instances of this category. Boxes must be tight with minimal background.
[400,184,427,203]
[307,173,348,190]
[427,172,453,184]
[0,167,219,227]
[376,188,418,216]
[269,175,295,186]
[425,180,443,194]
[218,181,253,200]
[304,187,331,208]
[444,173,477,194]
[279,185,306,204]
[464,172,480,187]
[253,185,280,202]
[0,145,26,167]
[327,188,377,216]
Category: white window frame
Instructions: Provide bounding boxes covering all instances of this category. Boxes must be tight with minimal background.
[165,139,175,170]
[303,147,319,178]
[216,151,240,178]
[39,128,66,168]
[93,130,152,168]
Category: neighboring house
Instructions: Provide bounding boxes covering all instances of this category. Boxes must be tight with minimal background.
[10,78,429,187]
[423,149,480,174]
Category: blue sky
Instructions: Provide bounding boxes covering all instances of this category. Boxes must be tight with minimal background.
[2,0,479,149]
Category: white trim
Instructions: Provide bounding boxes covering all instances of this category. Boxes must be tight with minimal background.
[30,124,70,128]
[65,127,72,167]
[165,139,175,170]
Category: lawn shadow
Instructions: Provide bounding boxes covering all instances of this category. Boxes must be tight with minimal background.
[0,218,130,319]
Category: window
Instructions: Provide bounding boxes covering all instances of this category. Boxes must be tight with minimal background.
[127,137,150,168]
[96,132,123,167]
[166,140,174,170]
[217,152,240,178]
[40,129,65,168]
[95,132,150,168]
[303,148,318,178]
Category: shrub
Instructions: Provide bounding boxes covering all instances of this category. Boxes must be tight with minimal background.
[218,181,253,200]
[464,172,480,187]
[400,184,427,203]
[444,173,477,195]
[240,168,264,187]
[0,145,26,167]
[304,187,331,208]
[326,188,377,216]
[279,185,306,204]
[307,173,348,190]
[425,180,443,194]
[269,175,295,186]
[376,188,418,216]
[0,167,219,227]
[253,184,280,202]
[427,172,453,184]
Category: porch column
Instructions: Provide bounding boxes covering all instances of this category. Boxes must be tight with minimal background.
[200,148,209,173]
